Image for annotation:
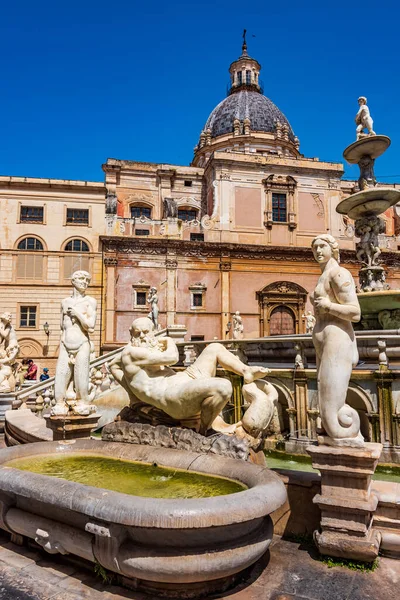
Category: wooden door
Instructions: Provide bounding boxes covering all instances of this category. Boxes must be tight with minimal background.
[269,306,295,335]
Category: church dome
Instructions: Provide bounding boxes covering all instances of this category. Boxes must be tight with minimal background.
[203,90,294,141]
[192,36,300,166]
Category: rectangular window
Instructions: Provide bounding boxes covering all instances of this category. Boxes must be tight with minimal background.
[178,208,197,222]
[191,335,205,342]
[135,229,150,236]
[20,306,37,328]
[184,180,192,187]
[20,206,44,223]
[131,206,152,219]
[272,193,287,222]
[192,293,203,307]
[246,70,251,85]
[190,233,204,242]
[237,71,242,84]
[66,208,89,225]
[136,291,147,306]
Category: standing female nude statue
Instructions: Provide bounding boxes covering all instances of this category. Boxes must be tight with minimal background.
[52,271,97,416]
[311,235,363,447]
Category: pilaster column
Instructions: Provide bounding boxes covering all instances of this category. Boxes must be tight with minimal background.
[103,256,118,344]
[374,369,394,448]
[367,413,380,443]
[220,258,231,338]
[165,255,177,327]
[294,370,309,441]
[287,407,297,440]
[307,409,319,441]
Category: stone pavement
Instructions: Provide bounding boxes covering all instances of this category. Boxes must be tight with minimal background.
[0,530,398,600]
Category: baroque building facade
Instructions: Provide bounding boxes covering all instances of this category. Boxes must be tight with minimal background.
[1,40,400,367]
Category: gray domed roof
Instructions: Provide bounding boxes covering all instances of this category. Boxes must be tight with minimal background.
[203,90,294,140]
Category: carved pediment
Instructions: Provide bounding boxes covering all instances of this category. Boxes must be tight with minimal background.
[259,281,308,296]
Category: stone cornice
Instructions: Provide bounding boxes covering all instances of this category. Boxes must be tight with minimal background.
[0,176,105,193]
[98,236,400,266]
[210,150,344,176]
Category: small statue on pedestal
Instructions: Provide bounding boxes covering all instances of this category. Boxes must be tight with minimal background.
[355,96,376,140]
[0,313,19,393]
[52,271,97,416]
[147,287,159,330]
[302,310,316,334]
[232,311,244,339]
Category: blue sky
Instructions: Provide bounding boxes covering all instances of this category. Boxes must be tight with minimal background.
[1,1,399,182]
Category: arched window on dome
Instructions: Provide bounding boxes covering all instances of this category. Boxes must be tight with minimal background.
[63,238,90,280]
[178,208,198,222]
[16,237,44,281]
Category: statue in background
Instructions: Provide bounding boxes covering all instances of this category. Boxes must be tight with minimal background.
[0,313,19,393]
[355,96,376,140]
[163,197,178,219]
[147,287,159,330]
[52,271,97,416]
[109,316,276,443]
[232,311,244,339]
[302,310,316,334]
[311,234,363,447]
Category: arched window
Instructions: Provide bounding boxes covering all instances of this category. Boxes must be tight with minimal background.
[63,239,90,279]
[130,205,152,219]
[17,237,43,251]
[65,239,89,252]
[16,237,44,280]
[178,208,197,222]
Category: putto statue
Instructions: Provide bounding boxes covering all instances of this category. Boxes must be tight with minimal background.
[311,235,363,447]
[109,317,277,444]
[147,286,159,330]
[52,271,97,416]
[302,311,316,334]
[355,96,376,140]
[232,311,244,340]
[0,313,19,393]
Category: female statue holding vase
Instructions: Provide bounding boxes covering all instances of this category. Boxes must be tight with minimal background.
[311,234,364,447]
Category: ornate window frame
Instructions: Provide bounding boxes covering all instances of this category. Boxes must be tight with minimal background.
[189,282,207,311]
[132,280,150,311]
[262,175,297,230]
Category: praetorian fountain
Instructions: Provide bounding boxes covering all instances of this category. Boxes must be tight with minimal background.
[336,97,400,329]
[0,272,288,598]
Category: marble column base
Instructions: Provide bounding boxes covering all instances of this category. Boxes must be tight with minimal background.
[307,442,383,561]
[45,413,102,441]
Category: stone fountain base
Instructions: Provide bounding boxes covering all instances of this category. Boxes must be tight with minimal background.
[45,413,102,441]
[0,439,287,598]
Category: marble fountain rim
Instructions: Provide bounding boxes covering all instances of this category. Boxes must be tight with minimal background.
[0,439,286,529]
[336,188,400,218]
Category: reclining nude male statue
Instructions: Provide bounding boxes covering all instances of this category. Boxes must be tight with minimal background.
[109,317,278,441]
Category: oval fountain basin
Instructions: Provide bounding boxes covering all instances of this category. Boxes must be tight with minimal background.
[5,453,247,498]
[0,439,287,595]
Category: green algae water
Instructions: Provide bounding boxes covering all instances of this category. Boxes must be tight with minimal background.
[265,450,400,483]
[6,454,246,499]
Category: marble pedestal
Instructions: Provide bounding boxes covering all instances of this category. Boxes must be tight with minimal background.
[45,413,101,441]
[0,392,17,433]
[307,442,383,561]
